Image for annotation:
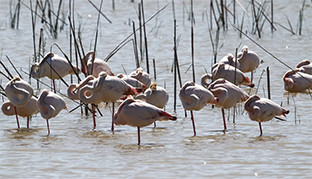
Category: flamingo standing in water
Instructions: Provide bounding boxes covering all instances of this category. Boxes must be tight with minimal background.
[4,76,34,129]
[78,72,137,132]
[67,75,98,129]
[81,51,114,77]
[207,78,249,131]
[179,81,217,136]
[283,70,312,93]
[2,96,39,129]
[129,67,151,87]
[244,94,289,136]
[37,89,67,135]
[136,82,169,127]
[114,97,177,145]
[295,59,312,75]
[201,63,255,88]
[30,52,80,93]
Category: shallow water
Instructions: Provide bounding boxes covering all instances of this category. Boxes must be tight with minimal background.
[0,0,312,178]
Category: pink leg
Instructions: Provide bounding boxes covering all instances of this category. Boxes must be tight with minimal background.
[92,104,96,130]
[14,106,20,129]
[259,122,263,136]
[137,126,141,145]
[222,108,227,130]
[111,103,114,132]
[27,117,30,129]
[46,119,50,136]
[190,110,196,136]
[53,79,56,93]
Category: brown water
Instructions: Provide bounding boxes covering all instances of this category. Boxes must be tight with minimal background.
[0,0,311,178]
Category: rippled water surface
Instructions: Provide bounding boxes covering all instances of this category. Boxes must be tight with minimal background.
[0,0,312,178]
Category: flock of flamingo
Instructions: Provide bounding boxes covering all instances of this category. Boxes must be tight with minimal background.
[2,45,312,145]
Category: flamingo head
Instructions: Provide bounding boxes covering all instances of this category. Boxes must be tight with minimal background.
[150,82,157,90]
[30,63,40,79]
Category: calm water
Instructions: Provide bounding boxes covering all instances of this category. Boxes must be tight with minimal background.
[0,0,312,178]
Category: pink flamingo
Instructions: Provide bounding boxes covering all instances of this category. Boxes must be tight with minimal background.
[201,63,254,88]
[37,89,67,135]
[207,78,249,131]
[30,52,80,93]
[136,82,169,127]
[114,97,177,145]
[78,72,137,131]
[129,67,151,87]
[179,81,217,136]
[67,75,98,129]
[283,70,312,93]
[295,59,312,75]
[81,51,114,77]
[4,76,34,129]
[244,94,289,136]
[2,96,39,129]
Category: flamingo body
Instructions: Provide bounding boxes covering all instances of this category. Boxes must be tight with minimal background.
[2,96,39,117]
[5,77,34,107]
[136,83,169,108]
[236,46,260,73]
[201,63,254,88]
[283,70,312,93]
[81,51,114,77]
[129,67,151,87]
[30,52,80,80]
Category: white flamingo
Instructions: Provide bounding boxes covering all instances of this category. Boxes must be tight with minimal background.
[179,81,217,136]
[201,63,254,88]
[207,78,249,131]
[37,89,67,135]
[283,70,312,93]
[129,67,151,87]
[78,72,137,131]
[2,96,39,129]
[4,76,34,129]
[244,94,289,136]
[30,52,80,92]
[136,82,169,127]
[114,97,177,145]
[81,51,114,77]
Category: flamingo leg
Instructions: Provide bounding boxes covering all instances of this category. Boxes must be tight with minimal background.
[14,106,20,129]
[92,104,96,130]
[111,102,115,132]
[222,108,227,130]
[137,126,141,145]
[251,71,254,83]
[27,116,30,129]
[46,119,50,136]
[52,79,56,93]
[153,122,156,128]
[190,110,196,136]
[258,122,263,136]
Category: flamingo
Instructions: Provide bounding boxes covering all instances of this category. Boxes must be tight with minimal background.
[136,82,169,127]
[4,76,34,129]
[37,89,67,135]
[295,59,312,75]
[201,63,255,88]
[207,78,249,131]
[67,75,98,129]
[78,71,138,131]
[114,97,177,145]
[1,96,39,129]
[30,52,80,93]
[244,94,289,136]
[117,73,147,92]
[283,70,312,93]
[179,81,217,136]
[81,51,114,77]
[129,67,151,87]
